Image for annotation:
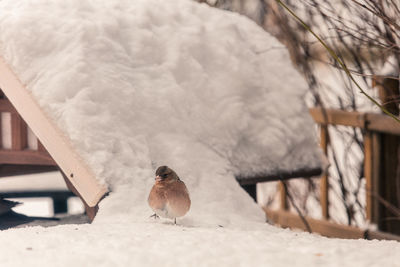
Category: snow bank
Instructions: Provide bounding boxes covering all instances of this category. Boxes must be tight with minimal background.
[1,222,400,267]
[0,0,321,226]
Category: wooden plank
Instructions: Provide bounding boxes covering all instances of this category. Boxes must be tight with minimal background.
[309,108,365,128]
[0,150,56,166]
[11,113,27,150]
[61,172,99,222]
[0,164,58,177]
[364,131,373,221]
[37,140,46,152]
[366,113,400,136]
[379,134,400,234]
[264,208,400,241]
[320,125,329,219]
[310,107,400,136]
[265,208,364,239]
[371,132,381,224]
[364,131,381,224]
[0,112,2,149]
[0,190,74,198]
[279,181,288,211]
[365,229,400,241]
[0,56,108,207]
[0,99,17,113]
[236,167,322,185]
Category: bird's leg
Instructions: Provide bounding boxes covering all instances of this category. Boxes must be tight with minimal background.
[174,218,176,225]
[149,213,159,219]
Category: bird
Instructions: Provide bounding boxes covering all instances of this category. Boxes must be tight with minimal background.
[148,166,191,224]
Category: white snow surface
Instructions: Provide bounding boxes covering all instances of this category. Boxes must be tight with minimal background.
[0,0,321,226]
[0,222,399,267]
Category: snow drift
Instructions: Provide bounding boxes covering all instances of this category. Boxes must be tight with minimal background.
[0,0,321,226]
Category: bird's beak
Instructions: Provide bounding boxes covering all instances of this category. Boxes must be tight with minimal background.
[155,175,162,181]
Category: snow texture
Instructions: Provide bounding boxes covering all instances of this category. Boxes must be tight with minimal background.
[0,222,399,267]
[0,0,322,226]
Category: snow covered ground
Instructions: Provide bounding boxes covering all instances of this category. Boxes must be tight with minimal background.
[0,0,398,266]
[1,221,399,267]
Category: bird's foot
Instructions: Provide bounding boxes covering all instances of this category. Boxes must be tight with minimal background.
[149,213,159,219]
[174,218,177,225]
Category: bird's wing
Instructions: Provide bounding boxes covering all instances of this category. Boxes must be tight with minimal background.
[148,185,167,211]
[165,181,191,216]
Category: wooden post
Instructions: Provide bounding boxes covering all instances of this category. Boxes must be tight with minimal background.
[0,113,2,149]
[320,125,329,219]
[364,131,381,223]
[61,172,99,222]
[279,181,288,211]
[364,131,374,221]
[11,114,27,150]
[372,76,400,234]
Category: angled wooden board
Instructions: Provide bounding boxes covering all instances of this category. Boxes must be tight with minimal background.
[0,57,108,207]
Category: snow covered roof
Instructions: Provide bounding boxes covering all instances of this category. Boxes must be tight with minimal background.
[0,0,322,224]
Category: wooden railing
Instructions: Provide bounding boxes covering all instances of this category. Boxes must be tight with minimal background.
[0,93,57,177]
[266,107,400,240]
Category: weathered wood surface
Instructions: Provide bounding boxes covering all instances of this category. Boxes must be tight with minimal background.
[265,208,400,241]
[320,125,329,219]
[236,168,322,185]
[309,107,400,135]
[0,150,56,165]
[364,132,381,223]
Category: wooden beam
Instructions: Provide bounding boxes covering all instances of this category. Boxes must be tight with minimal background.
[0,150,56,165]
[366,113,400,136]
[11,113,27,150]
[309,108,400,136]
[309,108,365,128]
[0,164,58,177]
[320,125,329,219]
[37,140,46,152]
[0,190,74,199]
[279,181,289,211]
[0,99,17,113]
[371,132,381,224]
[364,131,373,221]
[61,172,99,222]
[236,167,322,185]
[0,56,108,207]
[264,208,400,241]
[0,112,2,149]
[265,208,363,239]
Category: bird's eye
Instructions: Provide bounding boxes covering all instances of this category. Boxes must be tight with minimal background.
[162,174,168,178]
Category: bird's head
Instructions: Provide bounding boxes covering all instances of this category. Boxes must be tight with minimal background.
[155,166,179,182]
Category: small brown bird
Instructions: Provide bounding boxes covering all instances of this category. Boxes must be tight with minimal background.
[148,166,191,224]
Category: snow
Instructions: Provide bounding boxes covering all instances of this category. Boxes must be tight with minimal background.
[0,222,399,267]
[0,0,321,226]
[0,0,397,266]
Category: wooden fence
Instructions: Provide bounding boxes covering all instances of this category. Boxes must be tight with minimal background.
[265,107,400,241]
[0,93,57,177]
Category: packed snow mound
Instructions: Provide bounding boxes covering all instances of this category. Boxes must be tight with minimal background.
[0,0,321,226]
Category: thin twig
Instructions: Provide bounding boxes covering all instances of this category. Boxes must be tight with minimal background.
[280,180,312,233]
[276,0,400,123]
